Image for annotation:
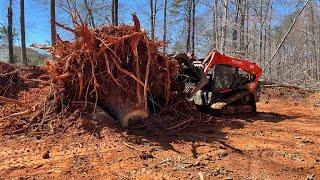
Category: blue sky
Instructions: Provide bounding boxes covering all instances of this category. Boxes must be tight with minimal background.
[0,0,51,46]
[0,0,307,47]
[0,0,157,47]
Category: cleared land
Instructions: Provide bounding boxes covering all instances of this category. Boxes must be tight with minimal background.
[0,85,319,179]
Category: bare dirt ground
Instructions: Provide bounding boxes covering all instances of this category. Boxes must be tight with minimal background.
[0,86,319,179]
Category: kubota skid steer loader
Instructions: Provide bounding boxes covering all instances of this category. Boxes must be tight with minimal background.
[174,50,262,114]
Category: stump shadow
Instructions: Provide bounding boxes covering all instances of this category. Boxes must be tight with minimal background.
[87,110,299,155]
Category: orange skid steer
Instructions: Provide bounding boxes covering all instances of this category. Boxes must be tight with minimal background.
[174,50,262,114]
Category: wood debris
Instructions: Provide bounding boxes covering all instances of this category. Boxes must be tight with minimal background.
[44,14,178,126]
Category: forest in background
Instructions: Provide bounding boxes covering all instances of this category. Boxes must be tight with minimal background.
[0,0,319,89]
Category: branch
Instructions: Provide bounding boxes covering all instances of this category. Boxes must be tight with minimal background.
[0,96,25,106]
[55,22,76,33]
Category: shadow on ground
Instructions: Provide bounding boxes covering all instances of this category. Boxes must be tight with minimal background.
[83,108,299,155]
[230,112,298,123]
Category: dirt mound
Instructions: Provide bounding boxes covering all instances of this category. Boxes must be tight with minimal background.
[306,92,320,108]
[258,84,316,102]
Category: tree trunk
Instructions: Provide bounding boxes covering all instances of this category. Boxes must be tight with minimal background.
[186,0,192,51]
[308,2,317,80]
[20,0,27,65]
[112,0,114,24]
[114,0,118,25]
[267,3,273,79]
[154,0,158,37]
[263,1,270,65]
[245,0,249,55]
[163,0,167,53]
[7,0,14,64]
[211,0,217,49]
[318,18,320,81]
[150,0,155,39]
[50,0,57,46]
[221,0,229,52]
[232,0,240,51]
[259,0,263,65]
[191,0,196,52]
[214,0,219,49]
[239,0,245,54]
[84,0,95,28]
[253,22,257,58]
[112,0,118,25]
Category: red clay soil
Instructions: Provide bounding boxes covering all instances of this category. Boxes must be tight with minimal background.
[0,85,319,179]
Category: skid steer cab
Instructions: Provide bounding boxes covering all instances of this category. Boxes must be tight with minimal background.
[173,50,262,114]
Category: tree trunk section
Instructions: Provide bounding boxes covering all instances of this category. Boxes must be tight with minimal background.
[7,0,14,64]
[150,0,155,39]
[232,0,240,51]
[214,0,220,50]
[267,3,273,79]
[163,0,167,53]
[84,0,95,28]
[112,0,114,24]
[114,0,118,25]
[112,0,118,25]
[50,0,57,46]
[308,2,317,80]
[211,0,217,49]
[191,0,196,52]
[263,1,270,65]
[245,1,249,55]
[239,0,245,54]
[186,0,192,51]
[221,0,229,52]
[20,0,27,65]
[259,0,263,65]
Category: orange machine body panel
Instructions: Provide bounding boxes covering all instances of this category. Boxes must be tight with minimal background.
[203,50,263,91]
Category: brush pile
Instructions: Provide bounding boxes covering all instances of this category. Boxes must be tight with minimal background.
[0,62,26,99]
[0,62,48,99]
[1,15,197,136]
[45,15,179,127]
